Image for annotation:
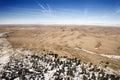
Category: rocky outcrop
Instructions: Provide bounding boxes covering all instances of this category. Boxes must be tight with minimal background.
[0,32,13,72]
[0,52,120,80]
[0,32,10,38]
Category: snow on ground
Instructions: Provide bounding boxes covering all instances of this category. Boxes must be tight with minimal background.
[0,32,12,72]
[104,67,120,75]
[100,54,120,59]
[44,69,57,80]
[75,48,96,54]
[75,47,120,60]
[0,55,10,71]
[1,52,120,80]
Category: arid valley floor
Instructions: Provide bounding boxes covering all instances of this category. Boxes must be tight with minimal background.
[0,25,120,80]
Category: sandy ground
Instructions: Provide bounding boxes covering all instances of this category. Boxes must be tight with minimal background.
[0,25,120,74]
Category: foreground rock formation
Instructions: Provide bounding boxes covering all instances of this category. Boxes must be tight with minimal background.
[0,32,120,80]
[1,52,120,80]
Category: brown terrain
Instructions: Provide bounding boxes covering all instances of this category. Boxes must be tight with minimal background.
[0,25,120,74]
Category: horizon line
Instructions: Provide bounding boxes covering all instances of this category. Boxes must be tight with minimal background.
[0,23,120,27]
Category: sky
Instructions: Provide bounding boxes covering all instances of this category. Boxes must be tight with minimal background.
[0,0,120,25]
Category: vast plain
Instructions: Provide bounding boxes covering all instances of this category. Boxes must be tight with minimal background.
[0,25,120,79]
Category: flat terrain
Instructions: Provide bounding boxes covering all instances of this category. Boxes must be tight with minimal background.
[0,25,120,74]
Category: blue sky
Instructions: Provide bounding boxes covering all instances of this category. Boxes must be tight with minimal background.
[0,0,120,25]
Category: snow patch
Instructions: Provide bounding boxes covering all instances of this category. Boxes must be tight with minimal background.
[0,55,10,71]
[100,54,120,59]
[75,47,120,60]
[75,48,96,54]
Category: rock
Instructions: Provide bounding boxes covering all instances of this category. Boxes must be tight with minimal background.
[0,32,10,38]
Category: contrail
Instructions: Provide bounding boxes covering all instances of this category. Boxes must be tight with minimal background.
[37,2,47,10]
[46,4,52,16]
[36,1,52,16]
